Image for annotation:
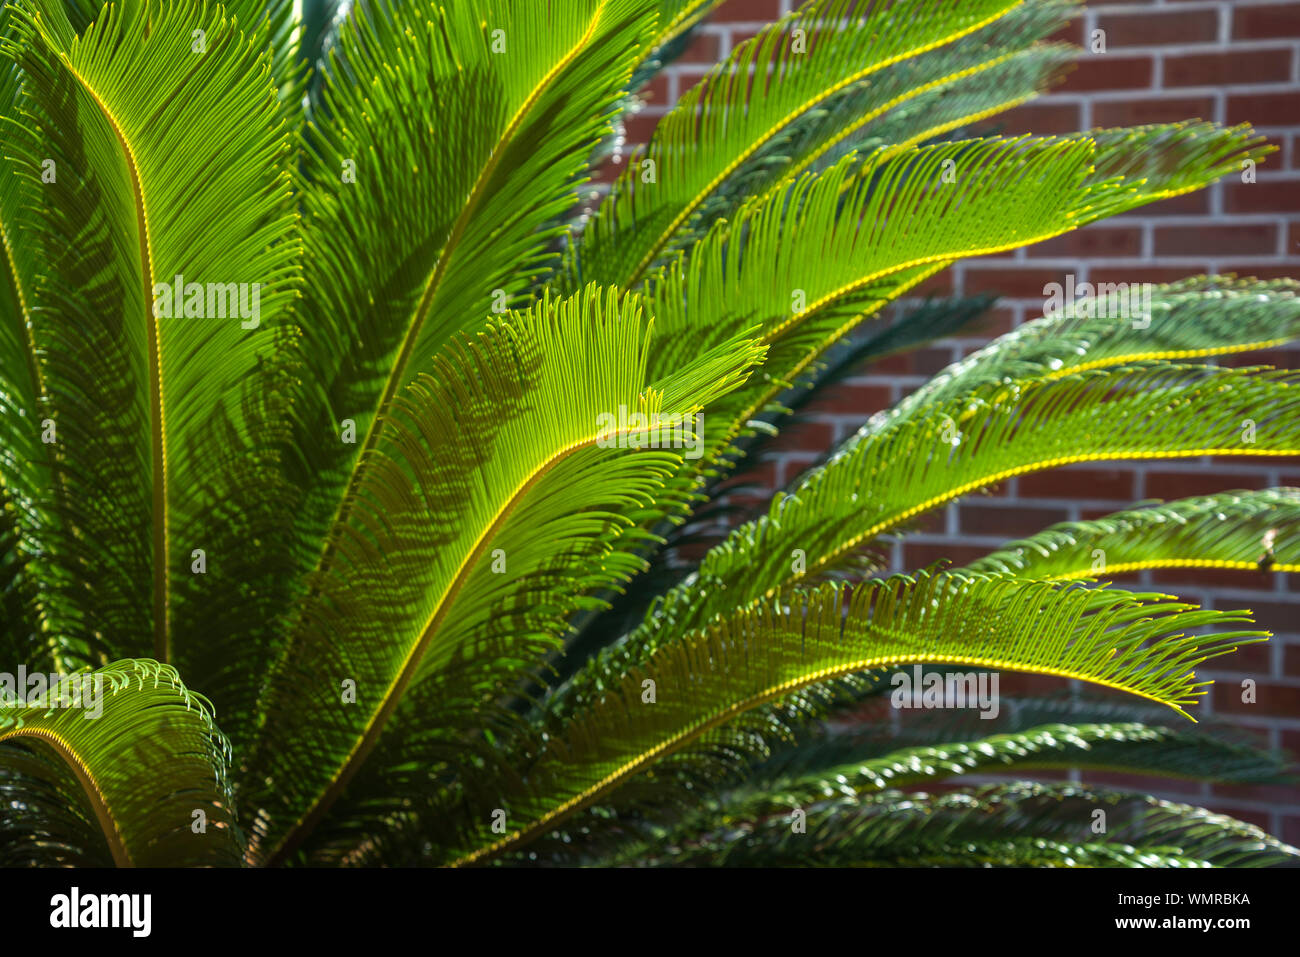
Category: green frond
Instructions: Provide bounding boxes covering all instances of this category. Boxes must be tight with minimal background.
[617,782,1298,867]
[242,284,763,866]
[733,2,1080,214]
[849,275,1300,448]
[708,127,1271,458]
[279,0,655,694]
[745,723,1294,807]
[525,714,1291,866]
[3,0,301,675]
[441,572,1263,866]
[575,0,1045,289]
[607,131,1270,543]
[757,688,1288,778]
[967,488,1300,580]
[0,658,243,866]
[576,364,1300,689]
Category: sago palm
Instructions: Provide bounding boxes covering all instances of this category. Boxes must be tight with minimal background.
[0,0,1297,868]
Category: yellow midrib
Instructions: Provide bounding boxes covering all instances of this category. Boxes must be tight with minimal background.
[45,41,170,662]
[0,726,131,866]
[1044,558,1300,581]
[447,648,1196,868]
[624,0,1024,288]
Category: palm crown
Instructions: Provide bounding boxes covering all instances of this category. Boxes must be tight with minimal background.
[1,0,1298,868]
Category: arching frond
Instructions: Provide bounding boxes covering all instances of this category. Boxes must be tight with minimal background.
[849,275,1300,447]
[575,0,1052,289]
[278,0,655,701]
[966,488,1300,580]
[3,0,300,674]
[746,724,1292,806]
[569,365,1300,699]
[440,573,1263,866]
[758,689,1288,779]
[612,131,1269,546]
[242,284,763,865]
[0,659,242,866]
[616,782,1299,867]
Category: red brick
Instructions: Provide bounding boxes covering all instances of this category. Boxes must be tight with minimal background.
[1210,782,1300,806]
[1165,49,1293,87]
[1139,192,1211,216]
[1095,10,1219,46]
[1234,4,1300,40]
[1282,729,1300,761]
[1019,468,1135,501]
[976,102,1082,136]
[1213,680,1300,715]
[1219,346,1300,369]
[907,511,947,536]
[1284,644,1300,677]
[1145,470,1272,500]
[1199,641,1272,675]
[1028,226,1143,258]
[1057,55,1153,92]
[1229,92,1300,128]
[673,69,713,98]
[1092,95,1216,128]
[962,266,1072,299]
[971,306,1017,338]
[1154,224,1278,257]
[907,347,958,377]
[676,32,721,64]
[902,543,995,570]
[621,113,661,146]
[959,503,1070,537]
[1151,566,1274,589]
[867,355,910,375]
[1088,266,1208,286]
[1226,179,1300,214]
[989,672,1073,697]
[1200,803,1272,830]
[1218,265,1300,283]
[711,0,782,22]
[639,74,670,108]
[800,384,892,417]
[769,419,834,455]
[910,267,954,297]
[1047,18,1085,48]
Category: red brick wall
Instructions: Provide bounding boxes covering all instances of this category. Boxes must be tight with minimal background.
[628,0,1300,840]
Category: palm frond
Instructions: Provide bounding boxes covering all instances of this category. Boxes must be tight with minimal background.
[439,572,1263,866]
[574,0,1065,289]
[849,275,1300,448]
[242,284,763,865]
[967,488,1300,580]
[278,0,655,682]
[0,658,242,866]
[573,365,1300,695]
[614,782,1299,867]
[3,0,301,674]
